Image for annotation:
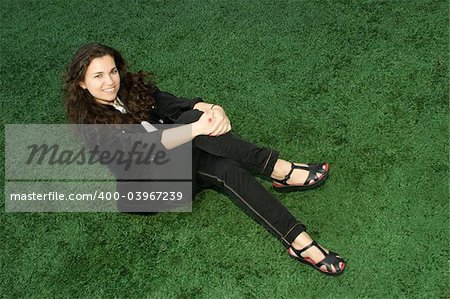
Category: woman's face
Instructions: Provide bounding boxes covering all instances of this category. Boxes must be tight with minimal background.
[79,55,120,105]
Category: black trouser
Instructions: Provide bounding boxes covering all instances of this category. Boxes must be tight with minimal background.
[175,110,306,248]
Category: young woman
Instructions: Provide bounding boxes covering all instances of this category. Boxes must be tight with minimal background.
[64,43,346,276]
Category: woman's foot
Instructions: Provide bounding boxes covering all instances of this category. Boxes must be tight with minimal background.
[289,232,346,275]
[271,159,329,192]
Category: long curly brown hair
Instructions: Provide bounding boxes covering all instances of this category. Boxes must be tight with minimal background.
[64,43,157,124]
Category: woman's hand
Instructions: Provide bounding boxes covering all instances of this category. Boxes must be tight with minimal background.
[192,107,231,137]
[208,106,231,136]
[192,110,214,136]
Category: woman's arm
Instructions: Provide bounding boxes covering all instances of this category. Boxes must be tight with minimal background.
[160,110,214,150]
[155,90,231,137]
[155,91,204,121]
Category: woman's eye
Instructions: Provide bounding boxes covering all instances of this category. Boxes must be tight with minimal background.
[94,74,102,78]
[111,69,118,74]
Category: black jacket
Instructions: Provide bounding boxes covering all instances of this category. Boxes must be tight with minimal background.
[83,90,204,212]
[151,89,204,124]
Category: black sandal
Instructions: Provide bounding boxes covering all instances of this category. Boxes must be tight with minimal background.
[272,162,329,192]
[288,240,346,276]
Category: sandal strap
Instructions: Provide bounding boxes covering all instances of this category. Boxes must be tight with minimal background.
[316,251,343,272]
[310,163,326,175]
[304,164,326,185]
[290,240,321,256]
[291,242,343,273]
[272,162,309,185]
[304,170,318,185]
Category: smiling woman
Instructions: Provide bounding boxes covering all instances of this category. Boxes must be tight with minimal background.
[63,43,346,276]
[79,55,121,105]
[64,43,157,125]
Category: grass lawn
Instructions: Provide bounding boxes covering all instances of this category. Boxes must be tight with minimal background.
[1,0,448,298]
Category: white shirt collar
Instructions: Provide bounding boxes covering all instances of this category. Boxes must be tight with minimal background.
[112,97,127,114]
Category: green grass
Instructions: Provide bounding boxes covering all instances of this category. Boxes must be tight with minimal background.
[1,0,448,298]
